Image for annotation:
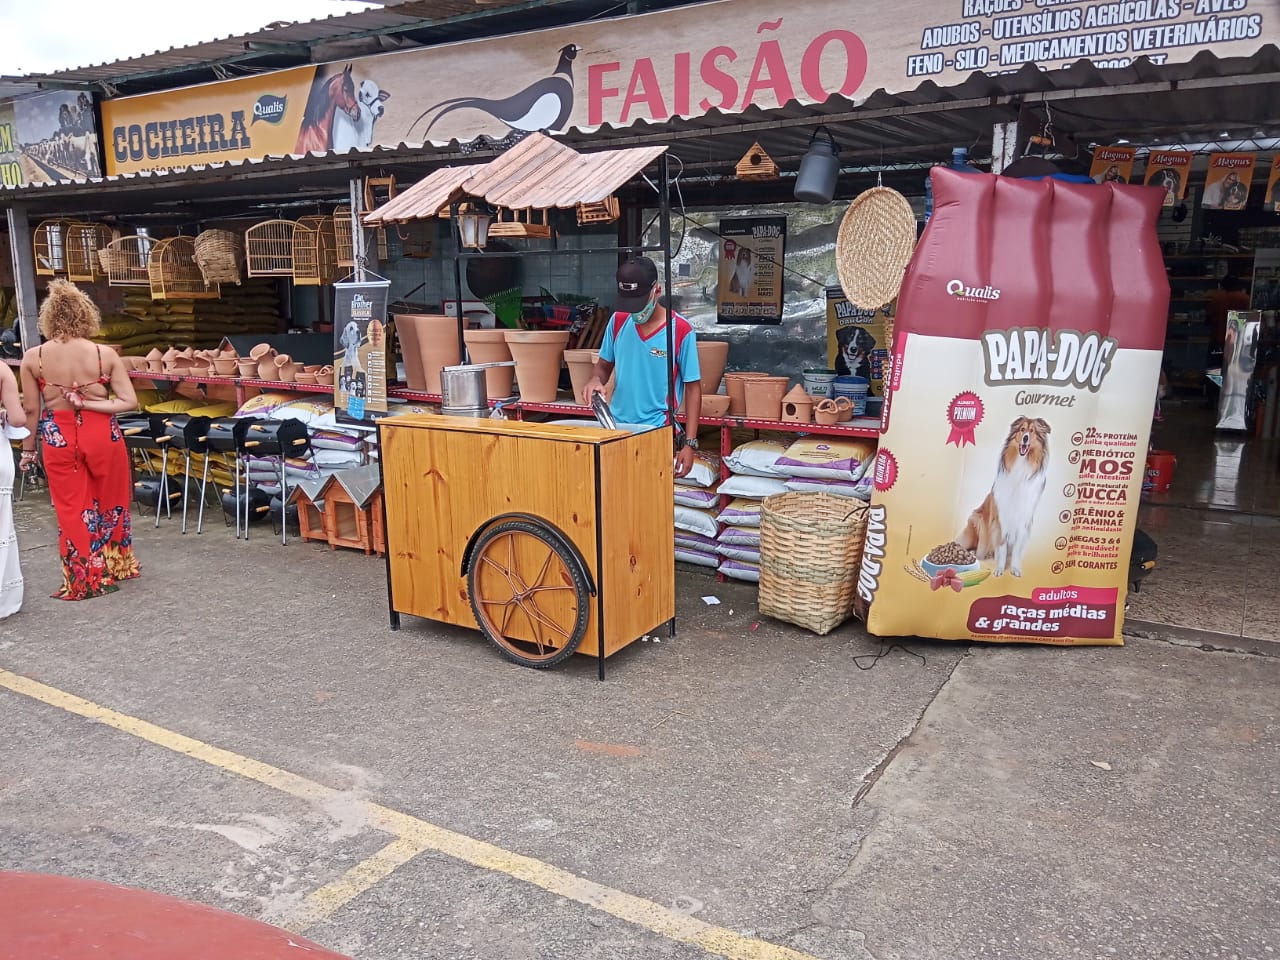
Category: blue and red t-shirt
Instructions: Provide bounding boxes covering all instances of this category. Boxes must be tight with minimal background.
[599,311,701,428]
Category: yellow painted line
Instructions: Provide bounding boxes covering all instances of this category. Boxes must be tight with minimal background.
[0,669,824,960]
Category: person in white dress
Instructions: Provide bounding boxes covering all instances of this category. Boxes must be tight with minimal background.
[0,361,27,619]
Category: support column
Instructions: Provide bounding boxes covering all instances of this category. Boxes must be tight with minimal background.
[6,205,40,350]
[992,120,1020,175]
[349,177,367,282]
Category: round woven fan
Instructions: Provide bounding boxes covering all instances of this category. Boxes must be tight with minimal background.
[835,186,918,310]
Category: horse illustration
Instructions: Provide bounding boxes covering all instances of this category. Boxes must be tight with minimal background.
[295,65,361,154]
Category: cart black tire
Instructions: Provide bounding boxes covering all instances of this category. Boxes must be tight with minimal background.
[467,519,590,669]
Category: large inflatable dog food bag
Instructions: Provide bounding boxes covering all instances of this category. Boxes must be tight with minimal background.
[859,169,1168,645]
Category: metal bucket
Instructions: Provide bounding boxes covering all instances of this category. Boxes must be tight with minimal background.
[441,405,490,419]
[440,365,488,409]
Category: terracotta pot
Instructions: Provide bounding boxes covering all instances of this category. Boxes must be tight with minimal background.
[161,347,180,373]
[834,397,854,422]
[814,398,840,425]
[145,348,164,374]
[781,385,813,424]
[724,372,770,417]
[237,359,259,378]
[701,393,730,418]
[743,376,789,420]
[396,314,459,394]
[274,355,299,383]
[216,343,238,358]
[697,340,730,395]
[294,372,318,385]
[563,349,599,406]
[315,366,335,386]
[212,358,238,377]
[257,357,279,380]
[462,327,516,399]
[249,343,274,361]
[505,329,569,403]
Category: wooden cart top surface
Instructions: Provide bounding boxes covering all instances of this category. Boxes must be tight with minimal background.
[378,414,647,444]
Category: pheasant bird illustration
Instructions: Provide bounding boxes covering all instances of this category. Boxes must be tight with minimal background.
[410,44,579,138]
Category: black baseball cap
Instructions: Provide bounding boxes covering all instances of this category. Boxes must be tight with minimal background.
[615,257,659,313]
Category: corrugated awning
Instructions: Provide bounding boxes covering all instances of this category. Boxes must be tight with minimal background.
[363,133,666,224]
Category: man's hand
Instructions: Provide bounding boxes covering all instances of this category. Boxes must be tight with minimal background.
[582,377,606,406]
[674,443,695,480]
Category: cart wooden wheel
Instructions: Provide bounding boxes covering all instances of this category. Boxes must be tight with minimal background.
[467,519,590,669]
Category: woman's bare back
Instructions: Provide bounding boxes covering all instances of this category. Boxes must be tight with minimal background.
[23,339,112,411]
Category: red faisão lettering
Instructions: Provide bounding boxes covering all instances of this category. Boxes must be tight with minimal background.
[621,57,667,123]
[699,46,738,113]
[741,40,796,107]
[800,30,868,101]
[588,62,621,126]
[673,52,691,116]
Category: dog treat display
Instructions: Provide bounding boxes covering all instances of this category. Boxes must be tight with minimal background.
[858,169,1169,646]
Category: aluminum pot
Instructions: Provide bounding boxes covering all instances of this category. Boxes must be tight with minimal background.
[440,405,490,419]
[439,364,488,409]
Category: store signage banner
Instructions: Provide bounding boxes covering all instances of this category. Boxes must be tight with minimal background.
[0,91,102,185]
[1143,150,1193,207]
[717,216,786,325]
[825,286,892,397]
[857,170,1169,646]
[99,0,1279,174]
[1089,145,1136,184]
[333,280,391,421]
[1202,153,1256,210]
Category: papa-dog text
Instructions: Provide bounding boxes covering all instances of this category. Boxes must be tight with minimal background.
[983,328,1118,392]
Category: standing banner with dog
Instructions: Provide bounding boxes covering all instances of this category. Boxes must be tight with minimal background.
[333,280,391,422]
[857,169,1169,645]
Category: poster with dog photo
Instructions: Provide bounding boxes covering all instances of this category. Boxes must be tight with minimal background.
[334,280,391,422]
[1202,153,1256,211]
[825,286,892,396]
[1089,145,1136,185]
[1143,150,1192,208]
[716,216,786,325]
[857,170,1169,646]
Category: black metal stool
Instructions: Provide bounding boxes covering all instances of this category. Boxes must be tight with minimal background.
[159,414,212,534]
[237,418,311,545]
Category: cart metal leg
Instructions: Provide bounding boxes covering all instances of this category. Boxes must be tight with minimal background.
[155,447,169,528]
[180,450,192,534]
[195,455,211,535]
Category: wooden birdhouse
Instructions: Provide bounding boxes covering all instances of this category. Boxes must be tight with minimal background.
[735,142,780,181]
[487,206,552,240]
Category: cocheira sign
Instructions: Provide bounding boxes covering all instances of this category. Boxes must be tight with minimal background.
[101,0,1276,175]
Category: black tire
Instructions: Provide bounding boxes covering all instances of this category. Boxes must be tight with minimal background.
[467,519,590,669]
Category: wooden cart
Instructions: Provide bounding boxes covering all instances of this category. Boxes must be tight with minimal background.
[378,415,675,677]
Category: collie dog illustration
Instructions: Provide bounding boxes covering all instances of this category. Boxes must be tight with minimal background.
[957,416,1051,577]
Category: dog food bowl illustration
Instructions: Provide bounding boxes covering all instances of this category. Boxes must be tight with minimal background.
[920,557,981,579]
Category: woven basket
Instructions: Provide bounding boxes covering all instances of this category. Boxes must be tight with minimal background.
[193,229,244,284]
[759,492,868,635]
[836,187,917,311]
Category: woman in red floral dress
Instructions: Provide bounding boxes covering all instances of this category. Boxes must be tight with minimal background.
[18,280,140,600]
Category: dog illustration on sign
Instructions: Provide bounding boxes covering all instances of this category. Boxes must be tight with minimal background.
[332,79,391,152]
[956,416,1051,578]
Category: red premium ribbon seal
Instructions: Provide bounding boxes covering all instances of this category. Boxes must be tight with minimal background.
[946,391,984,447]
[723,239,738,260]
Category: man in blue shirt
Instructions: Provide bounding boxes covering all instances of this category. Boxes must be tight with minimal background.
[583,257,701,479]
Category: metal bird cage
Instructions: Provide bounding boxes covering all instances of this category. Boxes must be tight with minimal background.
[192,229,244,285]
[245,219,298,277]
[148,236,220,300]
[333,206,355,268]
[32,218,75,276]
[99,235,154,287]
[64,222,114,281]
[292,215,338,286]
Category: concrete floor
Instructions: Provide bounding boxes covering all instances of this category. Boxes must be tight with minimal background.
[1,484,1277,960]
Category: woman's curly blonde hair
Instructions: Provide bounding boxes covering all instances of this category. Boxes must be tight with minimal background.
[38,279,101,340]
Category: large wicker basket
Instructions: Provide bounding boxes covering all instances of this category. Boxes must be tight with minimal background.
[193,229,244,285]
[759,492,868,635]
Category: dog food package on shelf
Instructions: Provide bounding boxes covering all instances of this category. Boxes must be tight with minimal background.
[718,526,760,548]
[674,450,721,489]
[675,505,719,540]
[717,497,762,528]
[718,557,761,583]
[785,477,864,499]
[725,439,789,478]
[676,545,720,568]
[718,474,789,499]
[858,169,1169,646]
[676,531,718,553]
[775,437,876,482]
[716,539,761,564]
[674,485,720,510]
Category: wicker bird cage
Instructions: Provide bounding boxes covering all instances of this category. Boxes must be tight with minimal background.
[245,219,297,277]
[99,235,153,286]
[148,236,220,300]
[487,207,552,240]
[33,218,76,276]
[193,229,244,285]
[64,222,114,281]
[576,196,620,226]
[333,206,355,268]
[292,215,338,286]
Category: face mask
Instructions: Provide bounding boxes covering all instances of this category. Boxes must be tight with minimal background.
[629,288,659,325]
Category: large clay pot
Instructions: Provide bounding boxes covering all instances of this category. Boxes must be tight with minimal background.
[397,314,459,395]
[697,340,730,395]
[563,349,599,405]
[724,372,770,417]
[462,328,517,399]
[743,376,789,420]
[505,330,569,403]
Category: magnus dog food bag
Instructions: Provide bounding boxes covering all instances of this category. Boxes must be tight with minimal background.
[858,169,1168,645]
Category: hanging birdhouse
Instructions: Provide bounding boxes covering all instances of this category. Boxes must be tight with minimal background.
[486,206,552,240]
[736,142,780,181]
[363,175,397,211]
[576,195,620,226]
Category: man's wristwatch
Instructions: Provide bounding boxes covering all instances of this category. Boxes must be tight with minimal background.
[683,436,699,450]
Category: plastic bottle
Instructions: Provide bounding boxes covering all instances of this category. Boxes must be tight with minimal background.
[925,147,983,221]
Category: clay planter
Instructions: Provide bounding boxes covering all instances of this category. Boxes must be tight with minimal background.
[249,343,275,361]
[237,359,259,378]
[834,397,854,422]
[257,356,279,380]
[563,349,600,405]
[781,385,813,424]
[814,398,841,425]
[462,328,517,399]
[701,394,731,418]
[295,372,318,385]
[397,314,460,395]
[314,366,335,386]
[697,340,730,395]
[724,372,770,417]
[212,358,238,377]
[743,376,789,420]
[274,354,299,383]
[505,330,569,403]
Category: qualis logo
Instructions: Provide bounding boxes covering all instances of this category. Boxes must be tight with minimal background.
[946,279,1001,302]
[252,94,288,125]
